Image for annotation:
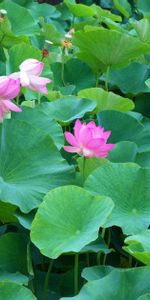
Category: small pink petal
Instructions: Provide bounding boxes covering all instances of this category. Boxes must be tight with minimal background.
[63,146,81,153]
[99,143,115,152]
[103,130,111,141]
[4,100,22,112]
[64,132,79,147]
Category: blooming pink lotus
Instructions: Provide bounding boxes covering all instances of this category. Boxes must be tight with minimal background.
[10,59,51,94]
[64,119,115,158]
[0,76,21,121]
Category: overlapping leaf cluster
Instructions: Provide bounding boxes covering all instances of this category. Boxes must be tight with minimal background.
[0,0,150,299]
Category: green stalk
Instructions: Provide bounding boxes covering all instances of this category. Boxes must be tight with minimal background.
[16,95,20,106]
[95,72,99,87]
[61,48,66,86]
[74,253,79,295]
[97,228,106,265]
[105,66,110,92]
[42,260,53,300]
[82,156,86,184]
[37,92,41,105]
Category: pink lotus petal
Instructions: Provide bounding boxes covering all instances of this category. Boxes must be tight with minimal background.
[103,130,111,141]
[0,76,10,96]
[64,132,79,147]
[86,121,97,129]
[82,148,94,157]
[29,75,51,94]
[4,100,22,112]
[78,126,93,146]
[63,146,81,153]
[0,108,3,121]
[99,143,115,151]
[20,71,30,86]
[74,119,82,140]
[9,72,20,80]
[86,138,105,150]
[19,59,44,76]
[4,79,20,100]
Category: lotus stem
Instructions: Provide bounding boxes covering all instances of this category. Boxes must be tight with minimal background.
[74,253,79,295]
[42,259,53,300]
[105,66,110,92]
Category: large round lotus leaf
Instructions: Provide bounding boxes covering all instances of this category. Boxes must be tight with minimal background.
[80,236,111,254]
[124,230,150,266]
[137,295,150,300]
[0,119,74,213]
[0,0,39,36]
[98,110,150,152]
[85,163,150,234]
[0,233,28,274]
[73,27,150,72]
[108,141,138,163]
[61,267,150,300]
[0,282,37,300]
[51,59,96,93]
[40,97,96,124]
[107,63,149,95]
[82,265,113,281]
[137,0,150,15]
[64,0,95,17]
[78,87,134,113]
[31,186,114,259]
[0,270,28,285]
[12,106,63,149]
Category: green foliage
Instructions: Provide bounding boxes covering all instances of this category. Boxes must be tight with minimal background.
[0,0,150,298]
[31,186,114,258]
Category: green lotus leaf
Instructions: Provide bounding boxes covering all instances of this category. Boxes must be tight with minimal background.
[137,295,150,300]
[0,270,28,285]
[98,110,150,152]
[80,236,111,254]
[40,97,96,124]
[137,0,150,16]
[64,0,95,17]
[0,282,37,300]
[85,163,150,234]
[73,27,150,72]
[61,267,150,300]
[78,87,134,113]
[31,186,114,259]
[124,230,150,266]
[12,106,64,149]
[51,59,96,93]
[82,265,113,281]
[0,119,74,213]
[106,63,149,95]
[0,233,28,274]
[108,141,138,163]
[0,0,39,36]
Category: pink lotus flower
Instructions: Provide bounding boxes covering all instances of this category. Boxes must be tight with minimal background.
[0,76,21,121]
[19,58,51,94]
[64,119,115,158]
